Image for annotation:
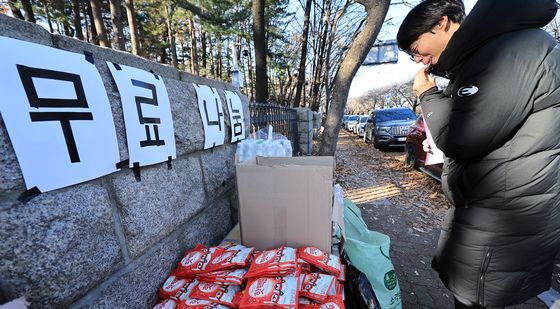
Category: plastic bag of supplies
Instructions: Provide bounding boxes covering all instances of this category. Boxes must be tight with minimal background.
[343,199,402,309]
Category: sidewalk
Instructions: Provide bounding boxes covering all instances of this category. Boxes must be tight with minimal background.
[334,130,550,308]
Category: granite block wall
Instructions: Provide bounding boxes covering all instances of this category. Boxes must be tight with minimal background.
[0,14,247,309]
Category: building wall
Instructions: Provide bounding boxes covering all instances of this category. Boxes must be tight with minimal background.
[0,14,248,309]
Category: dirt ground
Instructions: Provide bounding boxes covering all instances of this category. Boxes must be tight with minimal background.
[333,129,557,308]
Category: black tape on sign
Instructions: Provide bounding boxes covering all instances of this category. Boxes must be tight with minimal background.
[84,51,94,64]
[112,62,122,71]
[18,186,42,203]
[149,69,159,80]
[115,159,130,170]
[167,156,172,169]
[133,162,141,181]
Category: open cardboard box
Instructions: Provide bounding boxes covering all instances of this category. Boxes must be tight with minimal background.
[235,156,334,252]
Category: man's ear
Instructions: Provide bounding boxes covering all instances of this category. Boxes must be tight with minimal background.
[439,16,451,32]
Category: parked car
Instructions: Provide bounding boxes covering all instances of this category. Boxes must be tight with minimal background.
[345,115,360,131]
[405,115,443,181]
[364,107,416,149]
[342,115,349,127]
[356,115,368,137]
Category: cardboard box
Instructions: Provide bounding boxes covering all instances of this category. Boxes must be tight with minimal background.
[235,156,334,252]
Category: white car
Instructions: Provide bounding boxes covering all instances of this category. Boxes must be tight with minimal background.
[345,115,359,131]
[356,116,368,137]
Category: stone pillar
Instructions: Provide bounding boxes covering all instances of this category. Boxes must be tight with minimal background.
[296,108,313,155]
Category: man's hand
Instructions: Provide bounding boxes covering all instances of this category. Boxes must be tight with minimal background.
[413,67,436,96]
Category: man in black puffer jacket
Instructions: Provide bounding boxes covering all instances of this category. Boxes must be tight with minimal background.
[397,0,560,308]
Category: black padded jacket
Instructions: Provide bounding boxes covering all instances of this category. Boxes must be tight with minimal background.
[419,0,560,305]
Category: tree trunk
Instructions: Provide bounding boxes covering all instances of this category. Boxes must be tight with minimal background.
[201,31,207,71]
[44,2,54,32]
[323,0,351,118]
[166,4,178,67]
[247,43,255,101]
[310,0,331,112]
[287,72,297,106]
[216,35,222,78]
[86,0,98,43]
[124,0,141,55]
[20,0,35,22]
[243,54,250,93]
[252,0,267,103]
[318,0,390,155]
[109,0,125,50]
[226,39,230,78]
[323,30,334,114]
[188,18,199,75]
[208,34,215,78]
[8,0,25,20]
[89,0,110,47]
[83,2,90,42]
[71,0,84,40]
[51,0,71,36]
[282,67,293,105]
[63,20,72,36]
[160,44,167,63]
[293,0,312,107]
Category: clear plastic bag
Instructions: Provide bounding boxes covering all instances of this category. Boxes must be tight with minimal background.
[236,125,293,162]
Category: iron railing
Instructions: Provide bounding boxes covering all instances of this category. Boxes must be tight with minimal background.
[249,103,300,155]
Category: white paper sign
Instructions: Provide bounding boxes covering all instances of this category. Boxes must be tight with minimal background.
[422,112,445,165]
[107,62,176,167]
[0,36,120,192]
[224,90,246,143]
[193,83,225,149]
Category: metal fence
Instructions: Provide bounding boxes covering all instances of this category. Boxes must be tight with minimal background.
[249,103,300,155]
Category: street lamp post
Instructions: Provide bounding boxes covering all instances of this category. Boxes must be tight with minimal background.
[231,41,240,89]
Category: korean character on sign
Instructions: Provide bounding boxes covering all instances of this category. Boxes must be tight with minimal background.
[107,62,176,168]
[224,90,246,143]
[193,84,225,149]
[0,36,120,192]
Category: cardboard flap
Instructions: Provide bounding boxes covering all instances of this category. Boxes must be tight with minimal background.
[256,156,334,168]
[236,156,334,251]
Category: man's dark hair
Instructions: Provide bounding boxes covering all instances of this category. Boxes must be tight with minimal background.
[397,0,466,54]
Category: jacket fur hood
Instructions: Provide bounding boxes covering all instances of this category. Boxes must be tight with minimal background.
[432,0,558,78]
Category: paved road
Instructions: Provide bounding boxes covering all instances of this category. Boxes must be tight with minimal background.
[334,129,556,308]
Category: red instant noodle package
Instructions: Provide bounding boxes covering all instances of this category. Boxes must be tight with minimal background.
[172,279,201,303]
[330,280,343,296]
[177,298,231,309]
[239,275,299,308]
[245,247,298,278]
[188,281,241,307]
[297,247,342,277]
[197,268,248,286]
[175,245,225,278]
[298,258,311,274]
[298,272,336,303]
[218,241,240,250]
[337,265,346,282]
[158,275,194,300]
[153,298,179,309]
[299,295,345,309]
[207,247,254,272]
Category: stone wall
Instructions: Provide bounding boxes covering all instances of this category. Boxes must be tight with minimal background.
[0,15,248,309]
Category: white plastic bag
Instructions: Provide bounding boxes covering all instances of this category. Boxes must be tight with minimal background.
[235,125,293,162]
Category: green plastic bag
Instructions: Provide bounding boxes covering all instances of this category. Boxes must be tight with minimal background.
[344,198,402,309]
